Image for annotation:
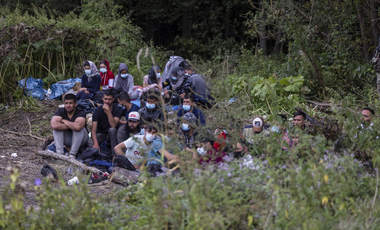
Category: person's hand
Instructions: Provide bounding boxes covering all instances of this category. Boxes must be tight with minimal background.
[93,143,100,150]
[78,87,86,92]
[103,103,111,113]
[164,89,169,99]
[180,93,186,98]
[84,90,90,94]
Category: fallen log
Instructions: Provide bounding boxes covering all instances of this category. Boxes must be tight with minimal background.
[36,150,102,174]
[110,167,140,187]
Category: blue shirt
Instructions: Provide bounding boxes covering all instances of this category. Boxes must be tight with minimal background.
[177,106,206,125]
[80,74,101,93]
[124,103,140,118]
[147,138,167,165]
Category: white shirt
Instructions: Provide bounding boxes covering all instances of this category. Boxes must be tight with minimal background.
[123,135,150,165]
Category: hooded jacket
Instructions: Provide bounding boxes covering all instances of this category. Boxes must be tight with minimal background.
[100,59,115,88]
[114,63,134,94]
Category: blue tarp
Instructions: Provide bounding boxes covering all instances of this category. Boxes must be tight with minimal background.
[49,78,81,100]
[18,77,44,100]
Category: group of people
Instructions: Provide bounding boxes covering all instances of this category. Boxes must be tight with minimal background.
[49,57,377,176]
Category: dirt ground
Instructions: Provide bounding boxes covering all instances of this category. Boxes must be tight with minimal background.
[0,100,122,207]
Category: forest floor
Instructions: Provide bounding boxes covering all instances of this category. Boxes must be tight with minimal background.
[0,100,122,207]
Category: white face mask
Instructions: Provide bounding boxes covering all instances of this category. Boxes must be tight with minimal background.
[145,133,154,142]
[156,73,161,78]
[197,147,206,155]
[99,68,107,73]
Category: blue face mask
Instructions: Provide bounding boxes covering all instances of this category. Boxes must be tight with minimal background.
[172,76,178,81]
[271,125,281,133]
[181,123,190,131]
[146,103,156,110]
[85,69,92,75]
[183,105,191,112]
[99,68,107,73]
[156,73,161,78]
[118,104,125,110]
[121,73,128,78]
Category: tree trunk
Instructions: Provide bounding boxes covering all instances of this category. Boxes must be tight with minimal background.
[356,1,370,63]
[302,47,325,89]
[258,0,267,55]
[370,0,379,46]
[272,31,282,54]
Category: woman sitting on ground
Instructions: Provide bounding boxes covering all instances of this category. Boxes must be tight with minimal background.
[99,59,115,90]
[114,63,134,95]
[143,65,162,90]
[77,61,101,100]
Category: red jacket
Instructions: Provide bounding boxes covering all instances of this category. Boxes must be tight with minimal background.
[100,59,115,87]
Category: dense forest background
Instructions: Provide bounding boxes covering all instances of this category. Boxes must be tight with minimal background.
[0,0,380,106]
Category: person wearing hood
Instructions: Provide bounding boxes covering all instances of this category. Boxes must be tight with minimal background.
[143,65,162,90]
[114,63,134,95]
[163,66,192,105]
[99,59,115,89]
[77,61,101,100]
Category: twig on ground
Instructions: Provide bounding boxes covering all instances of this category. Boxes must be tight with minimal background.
[36,150,102,174]
[0,128,45,140]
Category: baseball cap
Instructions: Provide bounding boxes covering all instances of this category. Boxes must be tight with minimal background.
[252,117,264,132]
[128,112,140,121]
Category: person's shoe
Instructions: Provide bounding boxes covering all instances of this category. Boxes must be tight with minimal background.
[46,143,67,155]
[46,143,56,153]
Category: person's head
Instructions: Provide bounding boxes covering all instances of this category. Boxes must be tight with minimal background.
[144,124,158,142]
[293,111,306,129]
[182,94,195,112]
[99,60,107,73]
[252,116,264,133]
[184,65,193,75]
[118,63,129,78]
[117,92,131,108]
[197,137,214,155]
[127,112,140,131]
[83,61,91,70]
[362,107,375,123]
[181,112,197,132]
[146,89,160,110]
[102,89,114,106]
[63,94,77,113]
[171,66,186,80]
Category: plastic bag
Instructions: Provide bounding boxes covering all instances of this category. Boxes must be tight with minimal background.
[18,77,44,100]
[49,78,81,100]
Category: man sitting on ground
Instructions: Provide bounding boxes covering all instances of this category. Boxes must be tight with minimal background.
[117,92,140,126]
[50,94,89,158]
[184,65,213,108]
[117,112,144,144]
[91,89,123,154]
[177,94,206,125]
[138,88,164,125]
[114,123,153,170]
[242,116,270,144]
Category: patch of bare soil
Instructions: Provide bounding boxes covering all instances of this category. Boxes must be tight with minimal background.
[0,100,122,207]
